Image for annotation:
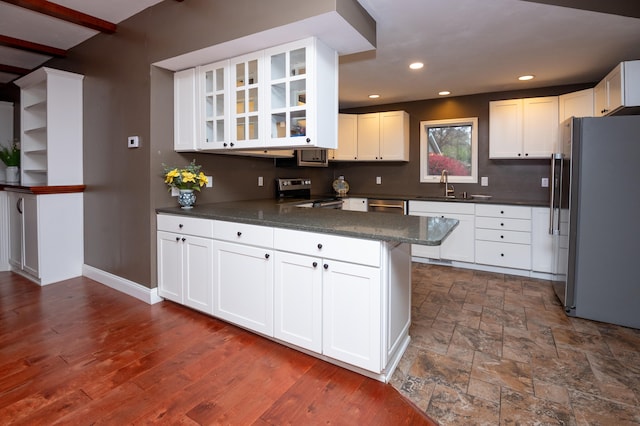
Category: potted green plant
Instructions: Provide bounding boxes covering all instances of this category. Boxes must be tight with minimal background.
[0,142,20,184]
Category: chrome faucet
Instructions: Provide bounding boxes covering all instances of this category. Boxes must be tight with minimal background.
[440,170,455,198]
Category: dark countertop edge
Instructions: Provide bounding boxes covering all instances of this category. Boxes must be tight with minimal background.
[155,204,459,247]
[341,193,548,208]
[1,184,87,194]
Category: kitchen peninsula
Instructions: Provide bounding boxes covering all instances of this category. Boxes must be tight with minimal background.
[156,200,458,382]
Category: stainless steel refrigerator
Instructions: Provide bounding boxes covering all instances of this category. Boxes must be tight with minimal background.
[551,116,640,329]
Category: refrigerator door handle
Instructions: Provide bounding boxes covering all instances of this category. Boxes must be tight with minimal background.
[549,153,562,235]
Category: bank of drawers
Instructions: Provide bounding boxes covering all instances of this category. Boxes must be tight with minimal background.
[474,204,532,270]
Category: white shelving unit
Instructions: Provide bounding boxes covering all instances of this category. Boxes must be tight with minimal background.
[15,67,84,186]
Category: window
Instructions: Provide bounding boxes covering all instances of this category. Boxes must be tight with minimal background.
[420,117,478,183]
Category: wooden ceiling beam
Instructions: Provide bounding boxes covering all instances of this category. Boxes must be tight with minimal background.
[0,34,66,57]
[0,63,31,76]
[0,0,117,34]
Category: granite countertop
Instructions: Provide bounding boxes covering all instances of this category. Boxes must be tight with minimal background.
[344,193,548,207]
[156,199,459,246]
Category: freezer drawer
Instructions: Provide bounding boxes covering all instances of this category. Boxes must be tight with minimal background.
[475,240,532,270]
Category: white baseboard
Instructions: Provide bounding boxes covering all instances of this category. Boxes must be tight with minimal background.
[82,264,163,305]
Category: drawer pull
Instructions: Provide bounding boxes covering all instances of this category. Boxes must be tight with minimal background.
[500,223,504,227]
[312,262,318,268]
[179,223,184,228]
[500,235,504,239]
[323,263,329,269]
[500,253,504,257]
[317,243,323,249]
[264,253,270,259]
[501,210,504,214]
[237,231,242,237]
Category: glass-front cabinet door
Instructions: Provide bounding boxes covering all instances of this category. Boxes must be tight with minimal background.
[230,52,263,148]
[265,37,337,149]
[197,60,229,150]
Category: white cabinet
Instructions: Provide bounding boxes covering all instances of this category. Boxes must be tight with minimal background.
[198,60,230,150]
[157,215,215,313]
[475,204,532,270]
[559,88,594,122]
[531,207,554,273]
[594,60,640,116]
[15,67,83,186]
[330,113,358,160]
[332,111,409,162]
[230,52,263,149]
[213,221,274,336]
[342,197,368,212]
[264,38,338,149]
[173,68,198,152]
[489,97,558,159]
[409,201,475,263]
[7,189,83,285]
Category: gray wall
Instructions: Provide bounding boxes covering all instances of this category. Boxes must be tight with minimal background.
[29,0,591,289]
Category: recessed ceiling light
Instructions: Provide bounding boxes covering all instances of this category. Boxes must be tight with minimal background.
[409,62,424,70]
[368,94,380,99]
[518,75,535,81]
[439,91,451,96]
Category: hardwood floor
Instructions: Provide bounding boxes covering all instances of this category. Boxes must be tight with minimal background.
[0,272,436,425]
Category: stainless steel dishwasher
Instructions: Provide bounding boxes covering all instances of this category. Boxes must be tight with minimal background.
[367,198,407,214]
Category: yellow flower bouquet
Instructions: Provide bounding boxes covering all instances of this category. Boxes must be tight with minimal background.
[163,160,208,191]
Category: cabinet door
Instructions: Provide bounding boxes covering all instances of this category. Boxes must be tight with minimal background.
[183,235,214,314]
[489,99,523,158]
[379,111,409,161]
[265,39,312,148]
[230,52,263,148]
[439,213,475,263]
[174,68,198,152]
[332,113,358,160]
[274,251,322,352]
[22,193,39,278]
[323,259,381,372]
[593,78,608,117]
[157,231,184,304]
[356,113,380,160]
[607,64,623,113]
[531,207,554,273]
[7,191,23,268]
[522,97,558,158]
[213,240,274,336]
[558,89,594,122]
[197,61,229,150]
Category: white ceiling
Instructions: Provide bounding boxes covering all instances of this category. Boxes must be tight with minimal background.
[1,0,640,109]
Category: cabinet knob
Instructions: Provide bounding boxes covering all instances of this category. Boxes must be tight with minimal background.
[223,143,228,147]
[500,211,504,214]
[230,142,235,147]
[175,237,180,242]
[181,237,186,242]
[179,223,184,228]
[317,243,323,249]
[500,223,504,227]
[518,153,521,157]
[306,138,311,143]
[265,253,270,259]
[501,253,504,257]
[323,263,329,270]
[312,262,318,268]
[500,235,504,239]
[237,231,242,237]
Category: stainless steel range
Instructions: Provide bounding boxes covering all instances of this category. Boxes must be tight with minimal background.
[275,178,343,209]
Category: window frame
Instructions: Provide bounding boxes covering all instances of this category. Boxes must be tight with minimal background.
[419,117,478,184]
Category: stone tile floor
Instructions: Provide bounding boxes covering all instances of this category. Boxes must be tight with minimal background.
[390,263,640,425]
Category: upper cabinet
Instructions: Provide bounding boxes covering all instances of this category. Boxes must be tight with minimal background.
[15,67,84,186]
[173,37,338,152]
[558,88,594,123]
[594,60,640,117]
[330,111,409,162]
[489,96,558,159]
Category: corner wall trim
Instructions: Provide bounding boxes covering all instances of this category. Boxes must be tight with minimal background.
[82,265,163,305]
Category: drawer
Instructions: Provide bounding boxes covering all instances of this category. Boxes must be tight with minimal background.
[475,240,532,270]
[409,200,475,215]
[215,220,273,248]
[274,228,380,267]
[475,216,531,232]
[157,214,214,238]
[475,204,531,219]
[475,228,531,245]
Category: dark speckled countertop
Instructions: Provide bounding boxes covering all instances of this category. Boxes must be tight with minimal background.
[156,199,459,246]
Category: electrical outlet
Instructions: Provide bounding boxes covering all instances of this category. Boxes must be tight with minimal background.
[258,176,263,187]
[171,187,179,196]
[541,177,549,188]
[206,176,212,188]
[481,176,488,187]
[376,176,382,185]
[127,136,139,148]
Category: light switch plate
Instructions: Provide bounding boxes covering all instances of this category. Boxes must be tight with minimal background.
[481,176,488,186]
[541,177,549,187]
[376,176,382,185]
[206,176,212,188]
